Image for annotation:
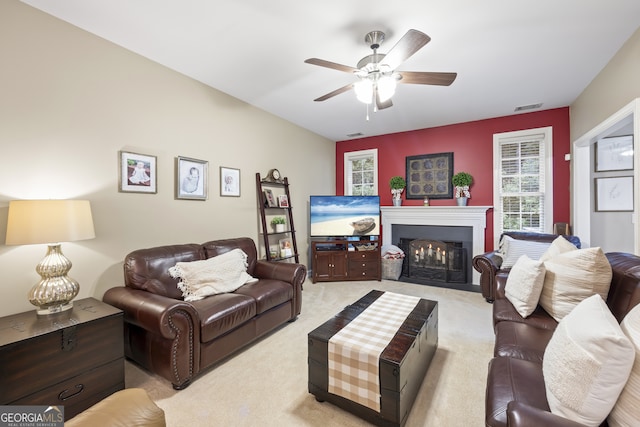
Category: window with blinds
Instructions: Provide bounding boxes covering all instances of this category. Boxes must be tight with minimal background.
[344,149,378,195]
[493,127,553,243]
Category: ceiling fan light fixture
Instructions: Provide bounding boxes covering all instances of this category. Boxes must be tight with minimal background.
[377,75,397,103]
[354,79,374,104]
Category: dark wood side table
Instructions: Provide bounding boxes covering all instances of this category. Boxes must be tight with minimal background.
[0,297,124,420]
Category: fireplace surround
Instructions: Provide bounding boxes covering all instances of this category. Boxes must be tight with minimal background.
[380,206,492,286]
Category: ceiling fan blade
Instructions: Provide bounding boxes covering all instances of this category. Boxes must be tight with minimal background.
[313,83,354,102]
[398,71,457,86]
[376,91,393,110]
[304,58,359,74]
[380,29,431,70]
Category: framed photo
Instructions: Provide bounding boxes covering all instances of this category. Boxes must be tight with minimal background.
[596,135,634,172]
[278,194,289,207]
[279,238,293,258]
[176,156,208,200]
[119,151,157,193]
[263,189,277,207]
[220,166,240,197]
[406,152,454,199]
[595,176,633,211]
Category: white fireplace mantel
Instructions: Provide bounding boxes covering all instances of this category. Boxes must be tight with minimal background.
[380,206,492,284]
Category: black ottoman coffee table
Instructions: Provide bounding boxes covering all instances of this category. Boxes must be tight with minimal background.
[308,290,438,427]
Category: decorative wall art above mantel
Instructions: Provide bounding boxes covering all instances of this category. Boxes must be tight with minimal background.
[406,152,454,199]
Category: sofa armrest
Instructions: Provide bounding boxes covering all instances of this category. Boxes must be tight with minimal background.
[103,286,200,339]
[507,402,588,427]
[472,251,503,302]
[254,260,307,288]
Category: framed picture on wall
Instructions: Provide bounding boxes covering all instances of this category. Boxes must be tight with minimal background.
[595,135,634,172]
[119,151,157,194]
[176,156,208,200]
[220,166,240,197]
[405,152,454,199]
[595,176,633,211]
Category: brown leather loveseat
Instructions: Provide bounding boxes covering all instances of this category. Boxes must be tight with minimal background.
[103,237,306,389]
[484,252,640,426]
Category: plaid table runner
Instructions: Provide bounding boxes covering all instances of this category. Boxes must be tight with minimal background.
[328,291,421,412]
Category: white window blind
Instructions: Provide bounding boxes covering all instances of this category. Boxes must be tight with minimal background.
[493,127,553,243]
[344,149,378,195]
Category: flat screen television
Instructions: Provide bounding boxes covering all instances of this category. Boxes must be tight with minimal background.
[309,195,380,238]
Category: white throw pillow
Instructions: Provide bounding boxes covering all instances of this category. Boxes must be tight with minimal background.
[608,303,640,426]
[543,294,634,427]
[169,248,258,302]
[539,247,612,322]
[499,235,552,269]
[539,236,577,262]
[504,255,546,318]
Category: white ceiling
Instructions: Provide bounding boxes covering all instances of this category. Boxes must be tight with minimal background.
[22,0,640,142]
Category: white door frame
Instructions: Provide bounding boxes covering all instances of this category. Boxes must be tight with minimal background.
[572,98,639,252]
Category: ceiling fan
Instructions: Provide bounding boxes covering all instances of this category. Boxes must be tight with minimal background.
[305,29,457,111]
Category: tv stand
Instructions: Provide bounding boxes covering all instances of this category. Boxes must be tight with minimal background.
[311,239,381,283]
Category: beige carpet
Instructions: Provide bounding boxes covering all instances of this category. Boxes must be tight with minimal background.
[125,279,494,426]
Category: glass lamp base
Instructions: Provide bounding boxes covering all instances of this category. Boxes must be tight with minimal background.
[36,301,74,316]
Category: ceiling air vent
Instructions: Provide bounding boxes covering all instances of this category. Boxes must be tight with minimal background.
[514,103,543,112]
[346,132,364,138]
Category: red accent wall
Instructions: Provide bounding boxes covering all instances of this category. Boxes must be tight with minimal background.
[335,107,571,251]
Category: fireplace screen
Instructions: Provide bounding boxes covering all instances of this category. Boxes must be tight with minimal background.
[400,238,467,283]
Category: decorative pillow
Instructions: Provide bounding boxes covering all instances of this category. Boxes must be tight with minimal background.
[543,294,634,427]
[539,247,612,322]
[539,236,577,262]
[504,255,546,318]
[499,235,552,269]
[168,248,258,302]
[608,303,640,426]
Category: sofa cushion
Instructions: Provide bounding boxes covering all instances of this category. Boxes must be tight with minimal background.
[539,247,612,322]
[124,243,204,299]
[233,279,293,314]
[492,298,558,331]
[608,302,640,426]
[543,294,634,427]
[499,236,552,269]
[504,255,546,318]
[192,293,257,342]
[169,248,258,302]
[539,236,578,262]
[494,321,554,363]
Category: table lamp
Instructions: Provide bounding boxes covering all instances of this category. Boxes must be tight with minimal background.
[5,200,95,315]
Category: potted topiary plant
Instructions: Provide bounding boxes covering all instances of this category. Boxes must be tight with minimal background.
[452,172,473,206]
[389,176,406,206]
[270,216,286,233]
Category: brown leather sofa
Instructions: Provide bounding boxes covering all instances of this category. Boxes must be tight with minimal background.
[103,237,306,389]
[472,231,581,302]
[484,252,640,427]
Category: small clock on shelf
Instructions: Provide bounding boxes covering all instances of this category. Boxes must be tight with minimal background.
[263,168,283,183]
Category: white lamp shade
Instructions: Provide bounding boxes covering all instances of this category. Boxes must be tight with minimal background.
[354,79,374,104]
[6,200,95,246]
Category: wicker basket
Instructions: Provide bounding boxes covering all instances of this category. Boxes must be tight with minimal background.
[381,258,404,280]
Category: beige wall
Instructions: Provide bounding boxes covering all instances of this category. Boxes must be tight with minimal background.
[0,1,334,316]
[571,27,640,140]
